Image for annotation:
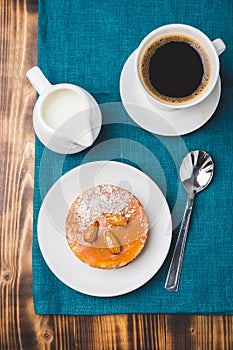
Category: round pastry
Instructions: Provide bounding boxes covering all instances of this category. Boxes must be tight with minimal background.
[66,184,149,269]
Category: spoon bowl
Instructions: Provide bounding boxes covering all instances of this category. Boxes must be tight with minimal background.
[165,150,214,292]
[180,150,214,196]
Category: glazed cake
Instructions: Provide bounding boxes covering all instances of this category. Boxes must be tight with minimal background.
[66,184,149,269]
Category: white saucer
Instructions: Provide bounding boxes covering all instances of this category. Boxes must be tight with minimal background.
[38,161,172,297]
[120,50,221,136]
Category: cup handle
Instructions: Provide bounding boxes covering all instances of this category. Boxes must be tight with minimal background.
[212,38,226,56]
[26,66,52,95]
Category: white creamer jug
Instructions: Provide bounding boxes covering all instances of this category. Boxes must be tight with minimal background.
[27,66,101,154]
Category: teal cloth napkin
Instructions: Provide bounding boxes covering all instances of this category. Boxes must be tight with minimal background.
[33,0,233,314]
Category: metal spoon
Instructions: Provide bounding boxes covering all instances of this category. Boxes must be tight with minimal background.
[165,150,214,292]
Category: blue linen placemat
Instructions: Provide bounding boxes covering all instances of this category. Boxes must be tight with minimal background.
[33,0,233,314]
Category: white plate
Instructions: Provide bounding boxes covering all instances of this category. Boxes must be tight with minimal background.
[38,161,172,297]
[120,50,221,136]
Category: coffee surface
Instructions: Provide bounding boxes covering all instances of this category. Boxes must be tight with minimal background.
[139,34,211,103]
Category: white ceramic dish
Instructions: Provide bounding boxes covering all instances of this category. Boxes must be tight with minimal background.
[120,50,221,136]
[38,161,172,297]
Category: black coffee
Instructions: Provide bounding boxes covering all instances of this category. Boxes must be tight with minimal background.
[139,34,211,103]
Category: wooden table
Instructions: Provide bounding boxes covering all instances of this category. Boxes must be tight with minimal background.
[1,1,232,349]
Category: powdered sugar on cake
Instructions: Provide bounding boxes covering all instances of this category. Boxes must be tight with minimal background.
[72,185,133,231]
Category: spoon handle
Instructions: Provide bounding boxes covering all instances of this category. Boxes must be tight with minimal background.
[165,196,194,292]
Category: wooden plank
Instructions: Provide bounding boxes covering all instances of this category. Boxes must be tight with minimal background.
[0,0,38,349]
[0,1,233,349]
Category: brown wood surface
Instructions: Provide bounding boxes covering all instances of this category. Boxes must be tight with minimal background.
[0,1,233,349]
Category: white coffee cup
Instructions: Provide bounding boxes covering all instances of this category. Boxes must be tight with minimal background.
[134,24,226,111]
[26,66,99,154]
